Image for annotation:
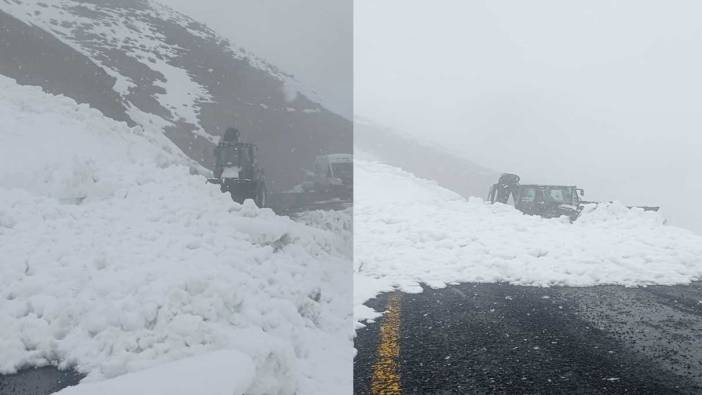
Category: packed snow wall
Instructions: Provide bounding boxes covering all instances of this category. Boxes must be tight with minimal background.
[0,75,352,394]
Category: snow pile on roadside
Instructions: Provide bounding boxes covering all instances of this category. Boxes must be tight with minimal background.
[55,350,255,395]
[354,159,702,324]
[295,208,353,253]
[0,76,352,395]
[0,77,194,202]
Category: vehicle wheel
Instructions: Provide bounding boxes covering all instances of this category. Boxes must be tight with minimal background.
[229,189,245,204]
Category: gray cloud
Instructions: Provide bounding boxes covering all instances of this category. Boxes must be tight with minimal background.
[356,0,702,233]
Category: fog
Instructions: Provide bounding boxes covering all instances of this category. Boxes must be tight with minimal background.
[356,0,702,233]
[159,0,352,118]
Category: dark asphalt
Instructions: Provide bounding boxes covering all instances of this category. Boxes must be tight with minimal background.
[0,366,83,395]
[355,282,702,394]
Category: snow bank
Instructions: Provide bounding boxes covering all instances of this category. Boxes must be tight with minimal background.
[0,77,189,202]
[296,208,353,251]
[54,350,255,395]
[354,159,702,324]
[0,76,352,394]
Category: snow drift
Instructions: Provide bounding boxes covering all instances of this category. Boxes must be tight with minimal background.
[0,75,352,394]
[54,350,255,395]
[354,159,702,324]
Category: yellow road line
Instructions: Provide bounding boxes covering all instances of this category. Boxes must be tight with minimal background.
[371,292,403,395]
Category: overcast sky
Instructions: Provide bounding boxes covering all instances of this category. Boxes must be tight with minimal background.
[356,0,702,233]
[159,0,352,117]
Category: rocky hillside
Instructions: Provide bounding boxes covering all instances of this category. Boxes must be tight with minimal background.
[0,0,351,192]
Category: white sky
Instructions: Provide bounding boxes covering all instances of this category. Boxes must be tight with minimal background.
[355,0,702,233]
[158,0,352,117]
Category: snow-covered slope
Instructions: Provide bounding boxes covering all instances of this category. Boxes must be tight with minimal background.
[0,0,351,191]
[354,159,702,324]
[0,75,352,394]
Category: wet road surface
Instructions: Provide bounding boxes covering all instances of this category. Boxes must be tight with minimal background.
[0,367,83,395]
[355,282,702,394]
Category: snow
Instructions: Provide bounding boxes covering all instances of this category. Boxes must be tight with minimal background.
[354,159,702,325]
[0,75,352,394]
[2,0,214,131]
[54,350,255,395]
[151,59,212,126]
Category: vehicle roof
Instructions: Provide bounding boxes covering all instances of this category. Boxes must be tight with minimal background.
[519,184,579,188]
[317,153,352,163]
[219,141,255,147]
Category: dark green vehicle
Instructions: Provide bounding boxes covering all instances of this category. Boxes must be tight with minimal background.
[208,141,267,207]
[488,173,658,221]
[512,184,584,221]
[488,173,584,221]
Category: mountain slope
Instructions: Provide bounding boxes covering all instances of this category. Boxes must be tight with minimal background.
[0,0,351,191]
[0,74,352,394]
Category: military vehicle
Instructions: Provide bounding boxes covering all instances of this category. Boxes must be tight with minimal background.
[208,142,267,208]
[301,154,352,197]
[269,154,353,214]
[488,173,658,221]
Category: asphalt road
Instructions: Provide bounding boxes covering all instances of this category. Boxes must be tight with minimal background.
[355,282,702,394]
[0,366,83,395]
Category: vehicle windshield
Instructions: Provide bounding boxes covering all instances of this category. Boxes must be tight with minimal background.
[217,144,251,167]
[518,187,536,203]
[545,187,573,203]
[218,146,239,167]
[331,162,352,183]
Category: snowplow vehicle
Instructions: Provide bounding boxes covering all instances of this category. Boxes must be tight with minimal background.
[269,154,353,214]
[512,185,583,221]
[208,142,267,207]
[488,173,659,221]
